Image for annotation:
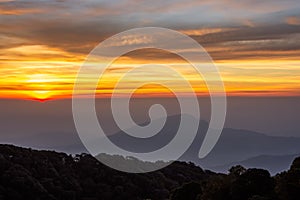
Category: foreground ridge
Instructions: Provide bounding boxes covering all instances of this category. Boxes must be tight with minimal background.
[0,144,299,200]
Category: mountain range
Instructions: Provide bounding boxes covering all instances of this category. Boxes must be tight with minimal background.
[2,114,300,174]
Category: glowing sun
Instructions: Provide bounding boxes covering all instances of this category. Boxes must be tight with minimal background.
[26,74,57,101]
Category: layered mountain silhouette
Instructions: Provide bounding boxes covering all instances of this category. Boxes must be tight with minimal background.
[210,154,300,175]
[108,114,300,173]
[3,114,300,174]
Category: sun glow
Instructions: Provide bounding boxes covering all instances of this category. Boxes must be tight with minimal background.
[25,74,59,101]
[0,44,300,100]
[28,90,53,101]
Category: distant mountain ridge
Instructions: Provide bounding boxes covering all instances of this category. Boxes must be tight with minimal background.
[2,114,300,174]
[110,114,300,173]
[210,154,300,175]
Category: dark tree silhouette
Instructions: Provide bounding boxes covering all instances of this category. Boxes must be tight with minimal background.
[0,144,299,200]
[229,165,246,177]
[171,182,202,200]
[275,157,300,200]
[230,168,275,200]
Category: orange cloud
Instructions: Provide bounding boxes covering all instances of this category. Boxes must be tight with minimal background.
[286,16,300,25]
[179,28,236,36]
[1,0,300,100]
[0,7,44,15]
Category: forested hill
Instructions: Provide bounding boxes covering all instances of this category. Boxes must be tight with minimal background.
[0,144,299,200]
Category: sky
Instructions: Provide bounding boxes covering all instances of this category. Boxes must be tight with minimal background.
[1,0,300,100]
[0,0,300,154]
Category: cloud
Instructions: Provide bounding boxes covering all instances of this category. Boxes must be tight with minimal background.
[179,28,236,36]
[286,16,300,25]
[0,0,52,15]
[1,0,300,98]
[0,7,43,15]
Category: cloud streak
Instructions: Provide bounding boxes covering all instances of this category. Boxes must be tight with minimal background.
[1,0,300,98]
